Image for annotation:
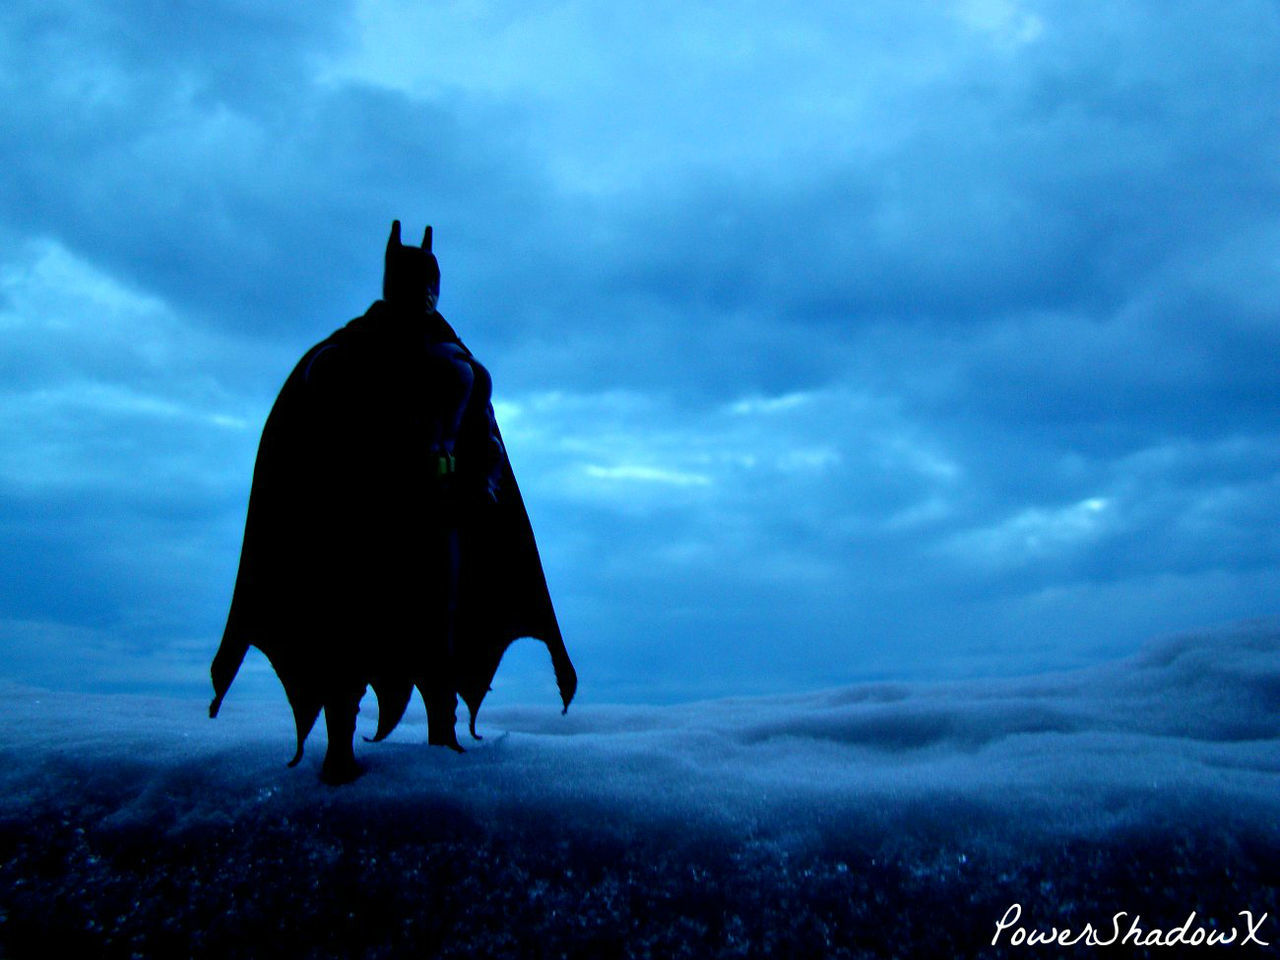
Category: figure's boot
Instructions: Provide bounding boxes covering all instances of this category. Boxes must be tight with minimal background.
[320,697,363,784]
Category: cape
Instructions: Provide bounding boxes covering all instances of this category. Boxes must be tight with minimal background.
[210,300,576,763]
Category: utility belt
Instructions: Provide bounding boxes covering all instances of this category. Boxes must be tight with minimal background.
[429,449,500,503]
[432,452,457,478]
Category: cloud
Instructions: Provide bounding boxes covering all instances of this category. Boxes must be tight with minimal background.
[0,240,251,650]
[0,0,1276,700]
[941,496,1114,569]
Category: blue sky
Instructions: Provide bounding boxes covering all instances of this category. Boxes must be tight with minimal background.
[1,0,1277,704]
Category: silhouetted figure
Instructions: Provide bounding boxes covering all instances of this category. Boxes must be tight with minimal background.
[210,221,576,784]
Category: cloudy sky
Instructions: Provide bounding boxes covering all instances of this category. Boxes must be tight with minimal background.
[1,0,1277,705]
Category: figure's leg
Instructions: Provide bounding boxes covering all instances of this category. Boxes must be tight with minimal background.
[420,523,463,752]
[422,683,464,752]
[320,691,363,784]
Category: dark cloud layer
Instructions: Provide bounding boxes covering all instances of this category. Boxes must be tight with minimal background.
[1,0,1277,701]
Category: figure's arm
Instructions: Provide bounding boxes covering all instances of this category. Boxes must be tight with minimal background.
[421,341,503,496]
[464,357,506,501]
[422,341,475,462]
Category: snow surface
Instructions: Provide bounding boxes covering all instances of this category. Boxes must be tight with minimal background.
[1,621,1278,958]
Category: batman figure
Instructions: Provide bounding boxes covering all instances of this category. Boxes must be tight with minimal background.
[210,221,576,783]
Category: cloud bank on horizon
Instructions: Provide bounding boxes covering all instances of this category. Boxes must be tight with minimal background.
[3,621,1278,842]
[0,0,1277,701]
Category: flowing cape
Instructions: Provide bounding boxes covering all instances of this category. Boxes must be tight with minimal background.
[210,301,576,761]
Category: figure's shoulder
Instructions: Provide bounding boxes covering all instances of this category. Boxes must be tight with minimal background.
[336,300,387,337]
[292,313,374,387]
[288,302,488,389]
[426,309,467,350]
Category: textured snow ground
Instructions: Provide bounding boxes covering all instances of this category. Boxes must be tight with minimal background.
[1,621,1278,958]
